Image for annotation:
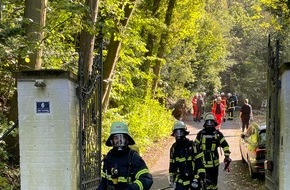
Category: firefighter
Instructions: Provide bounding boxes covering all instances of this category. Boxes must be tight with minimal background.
[97,122,153,190]
[232,92,238,107]
[211,97,225,130]
[227,93,235,120]
[169,120,206,190]
[195,113,231,190]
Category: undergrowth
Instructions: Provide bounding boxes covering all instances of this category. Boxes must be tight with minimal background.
[102,97,174,154]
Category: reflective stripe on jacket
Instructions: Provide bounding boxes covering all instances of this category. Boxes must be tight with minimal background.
[169,138,205,186]
[195,129,230,168]
[98,148,153,190]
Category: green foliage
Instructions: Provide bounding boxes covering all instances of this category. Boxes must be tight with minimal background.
[0,1,28,69]
[0,114,20,189]
[0,163,20,190]
[220,0,270,108]
[0,0,287,185]
[102,96,173,154]
[42,1,86,72]
[126,97,173,153]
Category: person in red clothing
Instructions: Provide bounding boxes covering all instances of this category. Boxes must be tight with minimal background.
[191,94,198,121]
[220,92,227,121]
[211,97,225,130]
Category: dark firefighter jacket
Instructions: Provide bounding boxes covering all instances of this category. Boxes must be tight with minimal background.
[97,148,153,190]
[169,138,205,186]
[195,129,230,168]
[227,96,235,110]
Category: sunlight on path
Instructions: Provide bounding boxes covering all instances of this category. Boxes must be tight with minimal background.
[149,114,243,190]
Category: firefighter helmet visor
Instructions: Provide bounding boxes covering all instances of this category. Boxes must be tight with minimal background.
[110,134,129,151]
[111,134,128,147]
[205,120,216,126]
[105,122,135,146]
[173,129,186,139]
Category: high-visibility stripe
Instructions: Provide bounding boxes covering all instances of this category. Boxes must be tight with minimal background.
[223,147,229,151]
[177,178,191,185]
[136,168,150,179]
[195,152,203,159]
[175,156,193,162]
[102,174,131,183]
[211,143,216,151]
[206,183,218,189]
[204,159,219,167]
[134,180,143,190]
[197,168,206,174]
[101,169,150,184]
[196,139,201,144]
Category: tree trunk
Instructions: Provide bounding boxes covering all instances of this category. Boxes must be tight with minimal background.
[152,0,176,96]
[6,0,48,164]
[79,0,99,82]
[142,0,161,98]
[11,0,47,120]
[23,0,47,70]
[102,0,137,111]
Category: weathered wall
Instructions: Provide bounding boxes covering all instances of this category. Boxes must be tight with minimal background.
[279,63,290,190]
[16,70,79,190]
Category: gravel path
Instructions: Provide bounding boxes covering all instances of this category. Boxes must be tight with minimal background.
[145,113,265,190]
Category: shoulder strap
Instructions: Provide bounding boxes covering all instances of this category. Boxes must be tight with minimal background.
[190,140,198,154]
[127,149,137,183]
[128,149,137,165]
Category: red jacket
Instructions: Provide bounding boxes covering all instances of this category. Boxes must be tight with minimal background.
[211,103,225,116]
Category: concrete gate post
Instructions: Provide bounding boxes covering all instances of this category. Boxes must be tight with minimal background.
[279,62,290,189]
[15,70,79,190]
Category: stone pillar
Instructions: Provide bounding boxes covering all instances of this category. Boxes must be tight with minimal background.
[279,62,290,190]
[15,70,79,190]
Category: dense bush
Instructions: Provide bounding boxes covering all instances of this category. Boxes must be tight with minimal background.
[0,114,20,189]
[102,97,174,154]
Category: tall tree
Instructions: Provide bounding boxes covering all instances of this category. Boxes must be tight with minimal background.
[102,0,137,110]
[79,0,99,81]
[142,0,162,97]
[23,0,47,69]
[152,0,176,95]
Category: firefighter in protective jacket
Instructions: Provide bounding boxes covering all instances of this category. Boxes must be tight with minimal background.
[169,120,206,189]
[97,122,153,190]
[195,113,231,190]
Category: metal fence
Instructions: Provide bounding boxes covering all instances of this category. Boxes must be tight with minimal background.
[78,28,103,190]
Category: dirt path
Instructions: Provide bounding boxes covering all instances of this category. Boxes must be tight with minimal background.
[145,112,265,190]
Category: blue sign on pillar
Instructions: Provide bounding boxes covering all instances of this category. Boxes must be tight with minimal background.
[36,101,50,113]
